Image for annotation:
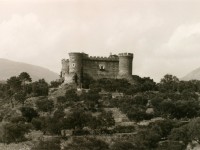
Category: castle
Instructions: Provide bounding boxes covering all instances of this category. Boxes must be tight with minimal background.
[61,52,134,84]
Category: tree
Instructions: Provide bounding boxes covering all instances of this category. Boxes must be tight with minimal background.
[168,124,189,146]
[187,117,200,143]
[32,79,49,96]
[97,111,115,129]
[172,100,199,119]
[7,76,22,92]
[81,90,100,111]
[149,119,175,138]
[64,109,92,130]
[50,80,62,88]
[36,98,54,112]
[44,108,66,135]
[1,122,31,143]
[18,72,32,90]
[168,118,200,146]
[20,107,38,122]
[18,72,32,83]
[135,126,162,149]
[159,99,175,117]
[14,91,26,105]
[159,74,179,92]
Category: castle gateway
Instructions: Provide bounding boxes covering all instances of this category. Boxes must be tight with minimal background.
[61,52,133,83]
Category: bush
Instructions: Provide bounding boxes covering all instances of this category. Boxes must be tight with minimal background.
[36,98,54,112]
[20,107,38,122]
[31,118,42,130]
[0,122,31,144]
[32,79,49,96]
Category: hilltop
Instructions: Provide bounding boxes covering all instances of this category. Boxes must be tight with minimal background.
[1,74,200,149]
[0,58,59,83]
[182,67,200,81]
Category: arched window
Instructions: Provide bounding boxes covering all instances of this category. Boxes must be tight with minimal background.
[99,64,105,71]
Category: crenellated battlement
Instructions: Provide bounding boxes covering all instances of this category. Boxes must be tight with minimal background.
[61,51,134,84]
[118,53,133,57]
[87,56,119,61]
[61,59,69,64]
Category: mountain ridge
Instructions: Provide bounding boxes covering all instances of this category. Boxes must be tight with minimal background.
[182,67,200,81]
[0,58,59,83]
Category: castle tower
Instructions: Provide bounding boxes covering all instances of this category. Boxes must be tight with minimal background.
[64,52,83,84]
[61,59,69,78]
[118,53,134,79]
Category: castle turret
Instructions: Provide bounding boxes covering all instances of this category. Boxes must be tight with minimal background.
[118,53,134,79]
[64,52,83,84]
[61,59,69,78]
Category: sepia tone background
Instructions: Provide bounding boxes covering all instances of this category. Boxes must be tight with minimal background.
[0,0,200,81]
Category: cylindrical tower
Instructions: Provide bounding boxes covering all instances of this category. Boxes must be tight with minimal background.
[118,53,134,79]
[64,52,83,84]
[61,59,69,78]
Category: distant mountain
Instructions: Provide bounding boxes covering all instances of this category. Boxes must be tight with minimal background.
[0,58,59,83]
[182,67,200,81]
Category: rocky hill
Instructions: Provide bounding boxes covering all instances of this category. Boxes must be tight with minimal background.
[0,58,59,83]
[182,67,200,81]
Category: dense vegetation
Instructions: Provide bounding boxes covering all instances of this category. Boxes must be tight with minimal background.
[1,73,200,149]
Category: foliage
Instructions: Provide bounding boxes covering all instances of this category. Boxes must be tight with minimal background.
[135,125,162,149]
[168,124,189,145]
[18,72,32,86]
[149,119,175,138]
[20,107,38,122]
[44,108,66,135]
[168,118,200,146]
[31,118,42,130]
[50,80,62,88]
[10,116,26,123]
[65,89,79,102]
[32,79,49,96]
[0,122,31,144]
[36,98,54,112]
[90,78,131,93]
[81,90,100,111]
[64,109,92,130]
[14,91,26,105]
[7,76,22,92]
[158,74,179,92]
[81,73,95,89]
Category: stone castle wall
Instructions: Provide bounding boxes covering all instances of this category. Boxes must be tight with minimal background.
[83,58,119,79]
[61,52,133,83]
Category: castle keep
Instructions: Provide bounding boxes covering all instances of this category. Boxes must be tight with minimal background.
[61,52,133,84]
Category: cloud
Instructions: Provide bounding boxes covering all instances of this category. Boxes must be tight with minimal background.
[145,23,200,81]
[1,0,200,82]
[0,14,43,58]
[0,13,66,71]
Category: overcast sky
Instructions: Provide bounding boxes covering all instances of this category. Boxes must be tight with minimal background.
[0,0,200,82]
